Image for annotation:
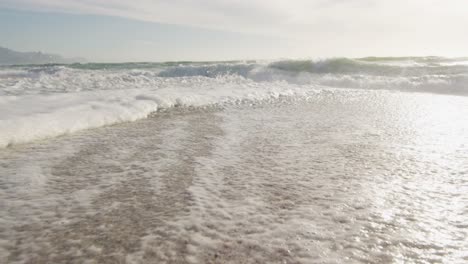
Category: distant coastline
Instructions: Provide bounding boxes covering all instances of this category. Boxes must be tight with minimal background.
[0,46,86,65]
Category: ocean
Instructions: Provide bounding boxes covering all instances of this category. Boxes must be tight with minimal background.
[1,57,467,263]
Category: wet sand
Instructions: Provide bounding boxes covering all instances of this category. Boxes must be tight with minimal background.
[1,92,468,263]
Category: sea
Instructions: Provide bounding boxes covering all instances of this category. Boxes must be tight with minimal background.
[0,57,467,263]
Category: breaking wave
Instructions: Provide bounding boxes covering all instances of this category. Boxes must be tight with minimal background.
[0,56,467,147]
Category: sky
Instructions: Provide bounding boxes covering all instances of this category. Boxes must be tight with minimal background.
[0,0,467,62]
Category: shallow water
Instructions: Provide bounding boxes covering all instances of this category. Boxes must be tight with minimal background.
[1,90,467,263]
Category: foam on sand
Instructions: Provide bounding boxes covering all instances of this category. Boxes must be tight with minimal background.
[0,80,310,148]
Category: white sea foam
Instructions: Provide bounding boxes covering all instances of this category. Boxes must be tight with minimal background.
[1,57,467,147]
[0,78,311,148]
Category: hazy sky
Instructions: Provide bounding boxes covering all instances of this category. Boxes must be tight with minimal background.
[1,0,467,61]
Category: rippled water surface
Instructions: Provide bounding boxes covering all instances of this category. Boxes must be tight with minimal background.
[1,90,467,263]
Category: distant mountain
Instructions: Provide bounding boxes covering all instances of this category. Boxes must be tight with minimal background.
[0,47,86,65]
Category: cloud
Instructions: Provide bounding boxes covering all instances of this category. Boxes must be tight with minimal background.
[1,0,467,57]
[1,0,465,36]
